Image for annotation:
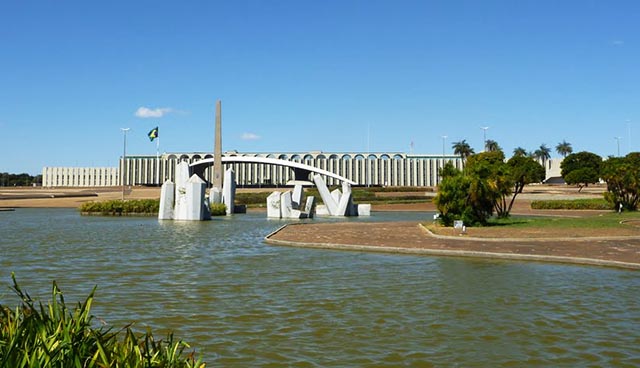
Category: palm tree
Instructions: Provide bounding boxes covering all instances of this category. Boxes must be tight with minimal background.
[513,147,528,157]
[533,144,551,168]
[485,139,501,152]
[556,140,573,158]
[452,139,475,167]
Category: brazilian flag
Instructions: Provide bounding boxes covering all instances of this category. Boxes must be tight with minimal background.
[148,127,158,142]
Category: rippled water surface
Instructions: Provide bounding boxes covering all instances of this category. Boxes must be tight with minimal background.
[1,208,639,366]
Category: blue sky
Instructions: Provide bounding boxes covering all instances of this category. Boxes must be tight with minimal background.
[1,1,638,175]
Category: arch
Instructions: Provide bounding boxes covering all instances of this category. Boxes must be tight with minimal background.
[278,154,288,160]
[393,154,403,160]
[367,154,377,160]
[316,154,327,160]
[380,154,391,160]
[328,154,339,160]
[303,154,314,161]
[167,154,178,160]
[341,154,352,160]
[354,154,365,161]
[189,156,356,185]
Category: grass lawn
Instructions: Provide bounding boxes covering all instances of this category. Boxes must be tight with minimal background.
[489,211,640,229]
[427,211,640,238]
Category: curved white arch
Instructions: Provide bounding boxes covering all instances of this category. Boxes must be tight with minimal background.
[190,156,357,185]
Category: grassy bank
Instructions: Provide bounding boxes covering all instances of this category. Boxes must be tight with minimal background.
[487,211,639,229]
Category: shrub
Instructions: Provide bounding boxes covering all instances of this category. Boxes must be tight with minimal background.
[80,199,159,216]
[0,274,204,367]
[210,203,227,216]
[530,198,612,210]
[234,192,270,205]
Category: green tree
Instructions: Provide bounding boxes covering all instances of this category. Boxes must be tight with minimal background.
[435,150,545,223]
[451,140,475,167]
[502,155,545,215]
[533,144,551,168]
[556,140,573,158]
[560,151,602,192]
[467,151,512,218]
[0,172,40,186]
[434,162,495,226]
[485,139,501,152]
[601,153,640,211]
[512,147,528,157]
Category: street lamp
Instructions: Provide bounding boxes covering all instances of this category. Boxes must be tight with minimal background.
[121,128,130,201]
[441,135,447,158]
[481,126,489,151]
[615,136,621,157]
[627,120,632,154]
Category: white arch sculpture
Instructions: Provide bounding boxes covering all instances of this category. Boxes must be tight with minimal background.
[189,156,368,217]
[189,156,357,185]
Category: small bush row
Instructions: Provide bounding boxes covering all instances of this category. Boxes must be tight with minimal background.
[80,199,160,215]
[235,192,270,205]
[210,203,227,216]
[530,198,612,210]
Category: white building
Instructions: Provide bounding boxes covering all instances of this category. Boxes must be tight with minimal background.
[42,167,119,187]
[44,151,463,187]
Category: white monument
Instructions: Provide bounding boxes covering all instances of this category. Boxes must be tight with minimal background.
[222,168,236,215]
[158,161,211,221]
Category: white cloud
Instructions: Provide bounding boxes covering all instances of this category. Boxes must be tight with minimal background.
[134,106,174,118]
[241,132,261,140]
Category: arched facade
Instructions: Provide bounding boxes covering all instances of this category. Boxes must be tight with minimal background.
[116,151,463,187]
[42,151,467,187]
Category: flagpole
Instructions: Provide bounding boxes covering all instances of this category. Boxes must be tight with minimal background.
[156,136,160,185]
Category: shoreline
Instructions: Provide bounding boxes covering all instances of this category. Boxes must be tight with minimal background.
[265,222,640,270]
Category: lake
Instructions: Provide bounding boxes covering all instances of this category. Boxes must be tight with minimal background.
[1,208,639,366]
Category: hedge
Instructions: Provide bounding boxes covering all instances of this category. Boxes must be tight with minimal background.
[530,198,612,210]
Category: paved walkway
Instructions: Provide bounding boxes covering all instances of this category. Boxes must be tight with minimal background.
[265,222,640,270]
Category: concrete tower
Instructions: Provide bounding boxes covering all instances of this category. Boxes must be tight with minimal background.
[213,100,223,190]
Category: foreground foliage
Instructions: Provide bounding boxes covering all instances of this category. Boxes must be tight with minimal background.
[79,199,160,215]
[0,274,204,368]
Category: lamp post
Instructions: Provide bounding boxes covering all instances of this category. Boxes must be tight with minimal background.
[441,135,447,158]
[121,128,130,201]
[615,136,621,157]
[627,120,632,154]
[481,126,489,151]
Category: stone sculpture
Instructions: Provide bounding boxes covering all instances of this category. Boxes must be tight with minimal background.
[158,161,211,221]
